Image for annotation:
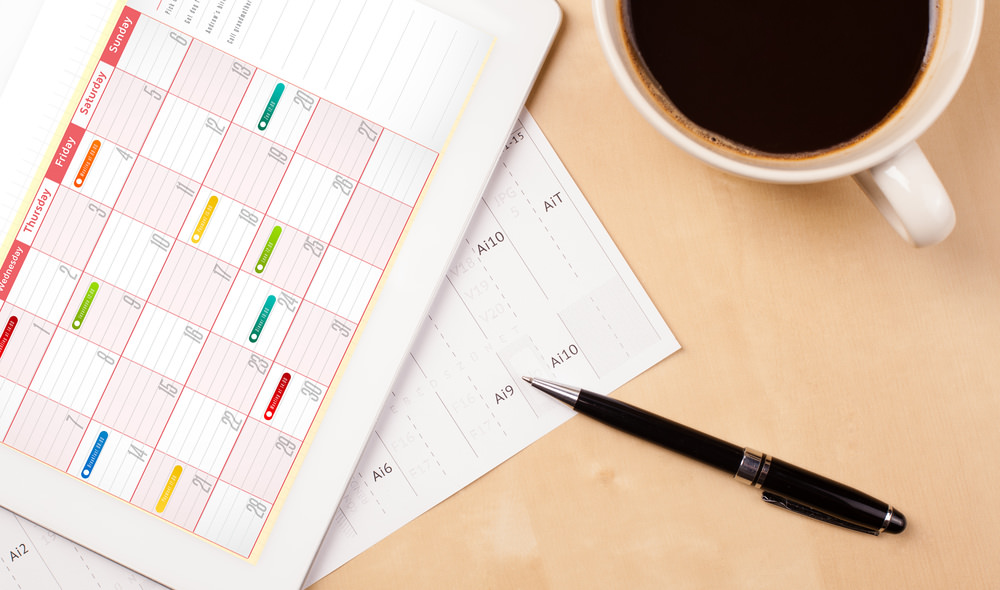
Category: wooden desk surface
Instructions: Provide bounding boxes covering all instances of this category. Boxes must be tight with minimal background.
[313,1,1000,588]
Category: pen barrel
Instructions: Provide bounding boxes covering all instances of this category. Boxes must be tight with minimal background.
[574,391,745,472]
[760,457,899,533]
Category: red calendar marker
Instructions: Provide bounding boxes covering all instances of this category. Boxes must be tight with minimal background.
[0,316,17,360]
[264,373,291,420]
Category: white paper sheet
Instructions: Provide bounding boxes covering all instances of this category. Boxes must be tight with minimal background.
[0,508,167,590]
[305,110,678,582]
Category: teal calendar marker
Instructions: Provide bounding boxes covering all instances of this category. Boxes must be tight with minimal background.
[250,295,277,343]
[258,83,285,130]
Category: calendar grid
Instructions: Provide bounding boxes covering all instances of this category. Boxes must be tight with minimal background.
[171,85,326,533]
[49,33,199,474]
[7,32,195,446]
[43,92,419,274]
[1,388,300,511]
[134,10,442,155]
[188,105,387,537]
[188,135,391,538]
[0,4,452,557]
[23,172,392,321]
[0,304,318,445]
[119,49,292,516]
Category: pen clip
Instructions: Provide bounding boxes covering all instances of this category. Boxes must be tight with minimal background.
[760,491,880,536]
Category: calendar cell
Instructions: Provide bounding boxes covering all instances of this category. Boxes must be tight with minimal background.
[0,305,56,388]
[3,391,88,470]
[64,131,137,207]
[241,217,323,297]
[194,482,270,557]
[4,249,81,325]
[93,359,180,447]
[157,390,245,476]
[116,158,200,236]
[68,422,150,499]
[32,329,118,416]
[115,16,189,90]
[61,275,143,354]
[267,155,354,243]
[360,132,437,206]
[170,41,254,121]
[29,186,109,270]
[203,125,290,211]
[87,70,165,153]
[180,189,262,267]
[213,274,297,359]
[141,96,229,181]
[123,305,206,383]
[132,452,215,530]
[330,184,412,268]
[304,247,381,323]
[248,365,325,440]
[148,242,236,328]
[220,419,300,503]
[232,72,314,149]
[87,213,173,299]
[275,301,355,385]
[0,379,27,439]
[297,101,381,179]
[186,337,268,417]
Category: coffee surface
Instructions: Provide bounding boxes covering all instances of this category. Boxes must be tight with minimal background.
[624,0,931,155]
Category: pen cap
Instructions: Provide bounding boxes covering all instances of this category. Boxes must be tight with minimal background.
[760,457,905,534]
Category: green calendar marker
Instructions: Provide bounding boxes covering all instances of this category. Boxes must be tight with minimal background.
[255,225,282,273]
[250,295,277,343]
[258,83,285,131]
[72,282,100,330]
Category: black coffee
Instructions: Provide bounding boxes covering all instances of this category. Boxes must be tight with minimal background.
[622,0,933,156]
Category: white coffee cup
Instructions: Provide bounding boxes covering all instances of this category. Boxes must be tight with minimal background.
[593,0,984,247]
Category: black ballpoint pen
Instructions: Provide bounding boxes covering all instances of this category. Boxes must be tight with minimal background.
[523,376,906,535]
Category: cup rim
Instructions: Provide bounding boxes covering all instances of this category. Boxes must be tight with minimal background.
[592,0,985,183]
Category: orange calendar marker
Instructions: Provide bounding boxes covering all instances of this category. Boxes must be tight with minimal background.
[73,139,101,188]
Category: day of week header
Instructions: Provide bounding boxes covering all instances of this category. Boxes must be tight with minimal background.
[0,240,29,302]
[44,124,85,185]
[101,6,141,67]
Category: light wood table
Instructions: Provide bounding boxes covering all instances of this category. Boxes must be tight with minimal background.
[313,1,1000,587]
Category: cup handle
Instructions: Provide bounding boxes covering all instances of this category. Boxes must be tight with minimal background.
[852,142,956,247]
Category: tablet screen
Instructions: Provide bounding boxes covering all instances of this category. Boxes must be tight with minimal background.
[0,0,491,561]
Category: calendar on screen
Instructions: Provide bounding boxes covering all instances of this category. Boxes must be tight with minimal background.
[0,1,487,559]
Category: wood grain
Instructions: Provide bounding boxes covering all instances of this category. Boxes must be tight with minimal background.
[313,1,1000,587]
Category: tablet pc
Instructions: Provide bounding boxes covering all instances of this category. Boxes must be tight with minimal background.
[0,0,560,587]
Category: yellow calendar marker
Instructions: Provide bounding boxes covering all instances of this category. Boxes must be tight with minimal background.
[156,465,183,513]
[191,196,219,243]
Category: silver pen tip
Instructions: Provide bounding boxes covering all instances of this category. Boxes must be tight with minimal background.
[521,376,533,384]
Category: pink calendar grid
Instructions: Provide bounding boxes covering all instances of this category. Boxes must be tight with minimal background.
[0,6,440,557]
